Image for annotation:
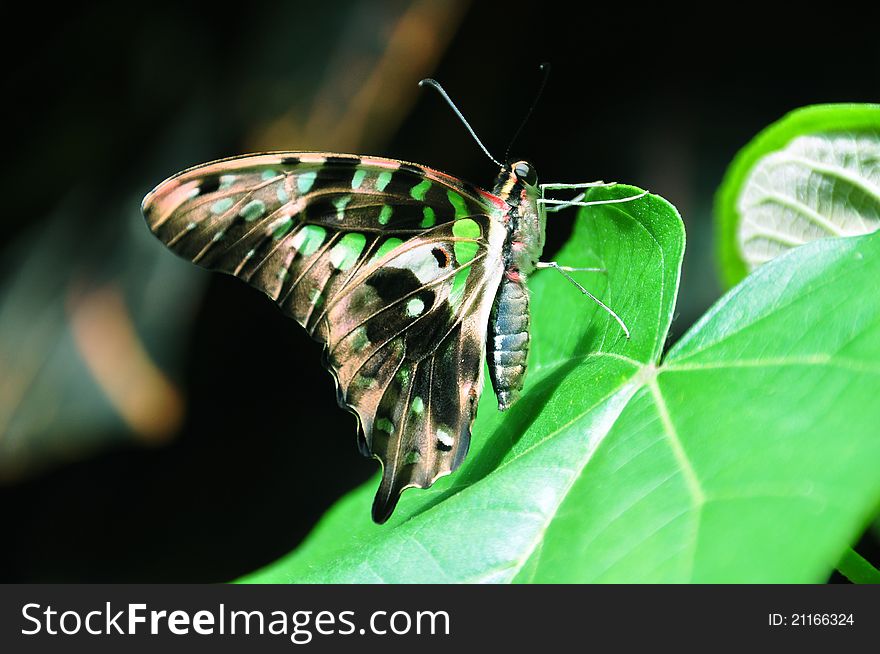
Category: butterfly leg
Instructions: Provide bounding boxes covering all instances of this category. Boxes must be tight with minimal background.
[537,189,648,211]
[540,180,618,191]
[540,181,614,212]
[537,263,606,273]
[539,181,647,212]
[536,261,630,339]
[542,192,586,213]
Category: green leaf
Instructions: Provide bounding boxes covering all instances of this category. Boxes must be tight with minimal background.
[241,185,880,584]
[836,548,880,584]
[715,103,880,287]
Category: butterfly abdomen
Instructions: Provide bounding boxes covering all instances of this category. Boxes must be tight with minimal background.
[487,275,530,411]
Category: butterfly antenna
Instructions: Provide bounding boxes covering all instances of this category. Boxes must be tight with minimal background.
[505,63,551,161]
[419,78,503,169]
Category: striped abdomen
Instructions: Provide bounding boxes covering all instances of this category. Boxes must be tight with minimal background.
[487,276,530,410]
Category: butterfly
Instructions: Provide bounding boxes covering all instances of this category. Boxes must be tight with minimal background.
[141,78,637,523]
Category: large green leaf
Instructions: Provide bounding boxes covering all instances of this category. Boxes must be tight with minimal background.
[715,103,880,287]
[241,185,880,583]
[530,231,880,583]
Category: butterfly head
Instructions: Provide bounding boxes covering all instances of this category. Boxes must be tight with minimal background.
[511,160,538,187]
[493,159,538,197]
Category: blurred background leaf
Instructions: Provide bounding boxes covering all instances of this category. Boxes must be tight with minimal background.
[714,103,880,286]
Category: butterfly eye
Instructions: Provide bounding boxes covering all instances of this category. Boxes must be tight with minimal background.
[513,161,538,186]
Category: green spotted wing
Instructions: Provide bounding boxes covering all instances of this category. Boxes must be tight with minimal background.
[142,152,508,522]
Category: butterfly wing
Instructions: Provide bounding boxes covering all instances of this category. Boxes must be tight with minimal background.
[142,152,507,522]
[324,217,505,522]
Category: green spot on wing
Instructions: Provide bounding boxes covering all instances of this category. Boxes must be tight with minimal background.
[411,396,424,415]
[292,225,326,256]
[447,190,469,218]
[261,169,278,181]
[405,297,425,317]
[454,241,479,264]
[351,169,367,190]
[239,199,266,222]
[330,232,367,270]
[219,174,236,189]
[376,171,392,191]
[449,268,470,307]
[452,218,481,263]
[298,171,317,193]
[410,179,432,201]
[378,205,393,225]
[334,195,352,220]
[273,217,294,240]
[371,237,403,263]
[421,206,436,228]
[353,375,377,390]
[452,217,481,239]
[376,418,394,433]
[211,198,234,214]
[351,327,369,352]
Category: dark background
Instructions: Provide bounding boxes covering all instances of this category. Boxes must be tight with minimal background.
[2,1,878,581]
